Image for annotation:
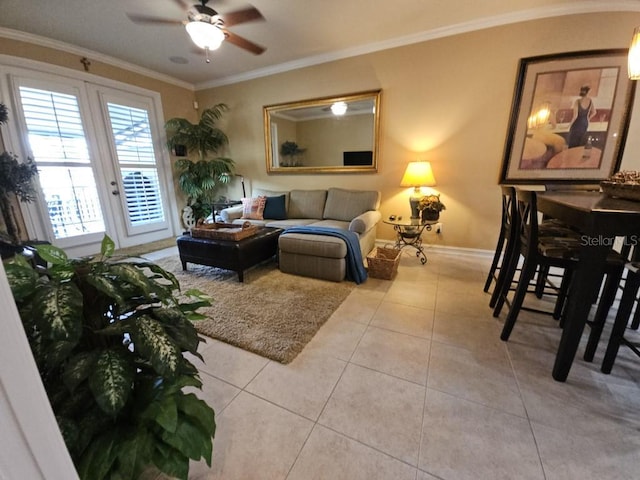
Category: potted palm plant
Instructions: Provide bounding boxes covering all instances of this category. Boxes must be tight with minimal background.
[4,235,216,479]
[165,104,235,222]
[279,140,306,167]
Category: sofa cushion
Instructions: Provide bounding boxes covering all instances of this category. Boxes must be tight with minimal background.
[263,195,287,220]
[241,196,266,220]
[253,188,290,213]
[323,188,380,222]
[288,190,327,219]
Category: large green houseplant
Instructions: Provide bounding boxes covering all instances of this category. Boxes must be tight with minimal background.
[165,104,235,221]
[4,236,215,479]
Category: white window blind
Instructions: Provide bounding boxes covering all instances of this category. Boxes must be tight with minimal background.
[19,86,105,239]
[107,103,165,226]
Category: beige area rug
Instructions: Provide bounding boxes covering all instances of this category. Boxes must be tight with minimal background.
[153,256,355,363]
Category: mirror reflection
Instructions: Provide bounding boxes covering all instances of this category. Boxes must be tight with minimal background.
[264,90,381,173]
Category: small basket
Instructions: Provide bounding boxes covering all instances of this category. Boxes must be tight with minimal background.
[367,247,401,280]
[191,221,259,241]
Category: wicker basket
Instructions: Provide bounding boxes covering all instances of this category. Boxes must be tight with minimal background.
[600,181,640,202]
[191,221,259,241]
[367,247,401,280]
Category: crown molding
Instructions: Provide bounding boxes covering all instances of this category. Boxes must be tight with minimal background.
[0,27,194,91]
[196,1,640,90]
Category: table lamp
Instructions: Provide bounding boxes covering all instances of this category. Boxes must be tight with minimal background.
[400,161,436,219]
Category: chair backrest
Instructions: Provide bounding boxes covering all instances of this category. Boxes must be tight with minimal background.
[515,189,539,258]
[500,186,517,238]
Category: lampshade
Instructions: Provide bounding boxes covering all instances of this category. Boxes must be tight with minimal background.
[185,21,225,50]
[400,161,437,188]
[629,27,640,80]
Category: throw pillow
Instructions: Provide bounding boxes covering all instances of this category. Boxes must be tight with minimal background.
[263,195,287,220]
[241,196,267,220]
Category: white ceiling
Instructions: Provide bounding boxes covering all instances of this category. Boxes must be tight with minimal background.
[1,1,639,89]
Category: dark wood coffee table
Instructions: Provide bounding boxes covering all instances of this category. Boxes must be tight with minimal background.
[177,227,283,282]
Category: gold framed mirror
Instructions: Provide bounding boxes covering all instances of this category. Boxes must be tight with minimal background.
[264,90,381,174]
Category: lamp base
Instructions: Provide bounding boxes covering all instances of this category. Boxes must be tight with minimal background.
[409,197,420,219]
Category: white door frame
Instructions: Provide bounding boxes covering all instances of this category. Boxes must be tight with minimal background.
[0,261,79,480]
[0,55,181,257]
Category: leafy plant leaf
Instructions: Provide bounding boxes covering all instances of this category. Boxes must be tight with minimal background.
[44,339,77,370]
[84,272,126,306]
[89,349,134,416]
[160,416,213,462]
[34,282,83,344]
[136,261,180,291]
[3,261,38,300]
[63,351,99,392]
[111,428,154,480]
[100,235,115,257]
[152,443,189,480]
[131,316,182,378]
[34,243,68,265]
[141,394,179,433]
[177,393,216,440]
[76,429,119,480]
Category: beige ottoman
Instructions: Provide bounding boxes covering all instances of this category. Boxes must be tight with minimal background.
[278,232,347,282]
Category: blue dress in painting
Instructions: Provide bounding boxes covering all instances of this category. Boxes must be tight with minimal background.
[567,99,592,148]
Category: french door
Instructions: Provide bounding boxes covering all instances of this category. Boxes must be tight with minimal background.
[3,69,175,256]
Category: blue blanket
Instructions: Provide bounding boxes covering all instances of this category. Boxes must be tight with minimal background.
[283,226,368,284]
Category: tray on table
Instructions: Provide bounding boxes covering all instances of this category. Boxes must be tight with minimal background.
[191,221,259,241]
[600,181,640,202]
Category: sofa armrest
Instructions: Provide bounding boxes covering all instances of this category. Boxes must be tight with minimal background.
[220,205,244,223]
[349,210,382,234]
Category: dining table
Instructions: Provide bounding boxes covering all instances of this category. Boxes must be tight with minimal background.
[536,190,640,381]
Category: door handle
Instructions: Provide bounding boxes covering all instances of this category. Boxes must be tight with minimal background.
[112,190,120,195]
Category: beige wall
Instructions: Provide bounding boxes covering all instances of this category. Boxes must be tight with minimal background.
[298,115,374,167]
[196,12,640,250]
[2,12,639,250]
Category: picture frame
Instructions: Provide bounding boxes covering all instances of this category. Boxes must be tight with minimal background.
[500,49,636,184]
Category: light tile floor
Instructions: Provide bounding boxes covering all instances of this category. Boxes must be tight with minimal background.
[149,246,640,479]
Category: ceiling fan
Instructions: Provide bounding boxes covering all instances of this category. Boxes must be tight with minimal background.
[127,0,266,62]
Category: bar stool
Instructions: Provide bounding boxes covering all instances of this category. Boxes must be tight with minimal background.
[485,186,576,309]
[484,186,517,301]
[601,259,640,373]
[494,189,625,342]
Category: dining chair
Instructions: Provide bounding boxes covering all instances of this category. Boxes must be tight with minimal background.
[601,261,640,373]
[494,189,625,342]
[484,186,517,299]
[485,186,577,309]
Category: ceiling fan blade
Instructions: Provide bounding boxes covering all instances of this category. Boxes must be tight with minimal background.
[127,13,184,26]
[220,7,264,27]
[172,0,191,10]
[223,30,266,55]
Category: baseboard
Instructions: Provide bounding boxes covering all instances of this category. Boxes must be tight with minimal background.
[374,239,493,259]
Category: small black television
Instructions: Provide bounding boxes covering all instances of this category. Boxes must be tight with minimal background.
[343,151,373,166]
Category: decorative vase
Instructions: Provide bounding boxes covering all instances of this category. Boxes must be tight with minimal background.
[421,209,440,223]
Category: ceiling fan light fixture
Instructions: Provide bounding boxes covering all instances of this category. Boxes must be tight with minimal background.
[331,101,348,116]
[186,21,225,50]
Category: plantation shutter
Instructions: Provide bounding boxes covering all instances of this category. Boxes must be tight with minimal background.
[105,102,166,229]
[18,86,106,240]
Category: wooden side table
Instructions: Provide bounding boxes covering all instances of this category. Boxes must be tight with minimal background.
[383,218,438,264]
